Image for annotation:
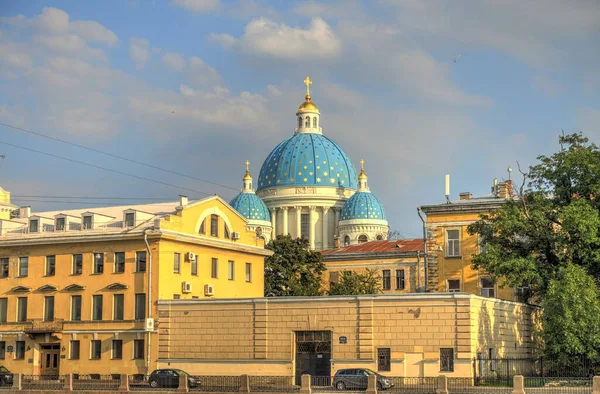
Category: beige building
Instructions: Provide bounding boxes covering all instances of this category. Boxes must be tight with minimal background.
[156,293,535,379]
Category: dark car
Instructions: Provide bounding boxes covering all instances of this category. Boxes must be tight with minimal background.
[148,369,197,389]
[0,366,13,387]
[333,368,393,391]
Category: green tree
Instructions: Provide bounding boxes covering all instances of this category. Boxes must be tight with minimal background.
[541,264,600,361]
[264,235,326,297]
[328,268,383,295]
[468,133,600,298]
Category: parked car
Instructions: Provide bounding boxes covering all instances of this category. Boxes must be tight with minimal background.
[0,366,13,387]
[333,368,393,391]
[148,369,197,389]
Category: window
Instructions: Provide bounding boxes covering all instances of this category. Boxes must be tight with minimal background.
[199,218,206,234]
[446,229,460,257]
[343,235,350,246]
[515,287,531,303]
[447,279,461,293]
[71,296,82,321]
[91,340,101,359]
[83,215,92,230]
[135,293,145,320]
[0,258,8,278]
[191,259,198,276]
[481,277,495,298]
[0,298,6,323]
[94,253,104,274]
[16,341,25,360]
[46,255,56,276]
[173,253,181,274]
[440,348,454,372]
[44,296,55,321]
[29,219,38,233]
[173,294,181,299]
[382,270,391,290]
[396,269,405,290]
[0,341,5,360]
[136,251,146,272]
[246,263,252,282]
[313,117,317,128]
[113,294,124,321]
[376,234,383,241]
[70,340,80,360]
[17,297,27,322]
[112,340,123,359]
[301,213,310,238]
[305,116,310,128]
[298,117,302,127]
[56,217,65,231]
[377,348,391,372]
[125,212,135,227]
[92,295,103,321]
[210,214,219,237]
[19,257,28,277]
[211,258,218,278]
[73,254,83,275]
[134,339,144,359]
[224,225,230,239]
[358,235,368,243]
[114,252,125,273]
[228,260,234,280]
[478,236,487,254]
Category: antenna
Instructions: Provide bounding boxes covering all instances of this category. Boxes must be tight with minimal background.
[445,174,450,203]
[507,166,512,181]
[491,178,499,196]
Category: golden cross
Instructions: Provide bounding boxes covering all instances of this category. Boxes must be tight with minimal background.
[245,160,250,171]
[360,159,365,170]
[303,76,312,96]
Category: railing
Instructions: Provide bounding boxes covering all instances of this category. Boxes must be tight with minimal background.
[449,377,513,393]
[248,376,300,392]
[190,375,240,392]
[388,377,437,393]
[0,374,13,390]
[73,374,120,391]
[21,375,65,390]
[525,377,592,394]
[23,318,64,333]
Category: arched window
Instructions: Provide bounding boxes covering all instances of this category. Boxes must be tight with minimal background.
[199,218,206,234]
[344,235,350,246]
[210,214,219,237]
[224,225,231,239]
[358,235,368,243]
[313,117,317,128]
[305,116,310,128]
[376,234,383,241]
[298,117,302,127]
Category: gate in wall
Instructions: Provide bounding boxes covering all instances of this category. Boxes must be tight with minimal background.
[295,331,332,386]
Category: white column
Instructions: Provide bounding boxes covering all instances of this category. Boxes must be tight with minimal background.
[334,208,341,234]
[270,208,277,236]
[309,206,316,250]
[282,207,289,236]
[322,206,330,250]
[295,206,302,239]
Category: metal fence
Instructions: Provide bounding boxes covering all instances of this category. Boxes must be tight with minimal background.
[475,357,600,383]
[190,375,240,392]
[73,374,121,391]
[388,377,437,393]
[449,377,513,394]
[524,377,593,394]
[0,374,13,391]
[21,374,65,390]
[248,376,300,392]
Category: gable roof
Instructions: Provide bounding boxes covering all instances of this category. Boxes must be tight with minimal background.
[321,239,424,256]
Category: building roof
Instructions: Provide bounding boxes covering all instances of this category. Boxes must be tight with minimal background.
[321,239,424,256]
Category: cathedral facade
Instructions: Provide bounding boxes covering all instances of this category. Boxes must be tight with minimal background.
[230,77,388,250]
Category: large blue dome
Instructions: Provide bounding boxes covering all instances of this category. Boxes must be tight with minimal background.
[341,191,386,221]
[257,133,357,191]
[229,192,270,221]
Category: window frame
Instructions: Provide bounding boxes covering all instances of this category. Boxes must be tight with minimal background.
[56,217,66,231]
[301,213,310,239]
[72,254,83,275]
[135,251,147,272]
[395,269,405,290]
[173,253,181,274]
[245,262,252,283]
[112,340,123,360]
[17,297,27,322]
[70,340,80,360]
[0,298,7,323]
[92,295,103,321]
[134,293,146,320]
[45,255,56,276]
[440,348,455,372]
[15,341,25,360]
[358,235,368,244]
[0,341,5,360]
[44,296,55,321]
[228,260,235,280]
[377,348,391,372]
[113,294,124,321]
[480,277,496,298]
[93,253,105,274]
[90,340,101,360]
[71,295,82,321]
[29,219,39,233]
[199,218,206,234]
[211,258,218,279]
[82,215,93,230]
[191,258,198,276]
[0,257,8,278]
[210,214,219,237]
[382,269,391,290]
[133,339,144,359]
[114,252,125,273]
[125,212,135,227]
[19,256,28,277]
[447,279,461,293]
[445,229,461,257]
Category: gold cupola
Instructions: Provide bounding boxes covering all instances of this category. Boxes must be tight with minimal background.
[295,76,322,135]
[357,159,369,192]
[297,76,319,112]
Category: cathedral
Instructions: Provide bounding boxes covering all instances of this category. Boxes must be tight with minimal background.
[230,77,389,250]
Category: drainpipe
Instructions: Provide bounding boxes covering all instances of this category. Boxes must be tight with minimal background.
[144,230,153,374]
[417,208,428,292]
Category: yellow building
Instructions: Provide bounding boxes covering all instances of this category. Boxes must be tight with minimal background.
[321,239,425,293]
[419,180,518,302]
[0,192,271,376]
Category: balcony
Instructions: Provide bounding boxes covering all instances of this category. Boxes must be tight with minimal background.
[23,319,64,334]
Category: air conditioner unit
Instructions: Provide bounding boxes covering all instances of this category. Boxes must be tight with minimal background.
[231,232,241,240]
[204,284,214,296]
[182,281,192,294]
[144,318,155,332]
[187,252,196,262]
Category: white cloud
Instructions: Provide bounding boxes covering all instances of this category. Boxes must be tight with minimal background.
[188,56,222,86]
[532,75,560,97]
[162,52,186,71]
[171,0,220,13]
[70,20,119,47]
[266,84,281,97]
[180,84,197,96]
[129,38,150,69]
[208,33,237,49]
[34,7,69,33]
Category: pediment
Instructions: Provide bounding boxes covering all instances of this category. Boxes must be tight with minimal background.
[37,284,58,292]
[64,284,86,291]
[106,282,128,290]
[10,285,31,293]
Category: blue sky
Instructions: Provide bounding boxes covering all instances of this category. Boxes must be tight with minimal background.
[0,0,599,237]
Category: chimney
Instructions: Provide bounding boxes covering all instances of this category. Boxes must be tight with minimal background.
[498,181,514,198]
[505,180,514,197]
[459,192,472,200]
[334,236,341,249]
[19,206,31,219]
[179,195,188,206]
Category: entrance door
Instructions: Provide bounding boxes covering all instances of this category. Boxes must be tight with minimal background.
[295,331,331,386]
[40,345,60,376]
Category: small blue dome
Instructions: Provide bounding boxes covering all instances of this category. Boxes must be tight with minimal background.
[229,193,270,221]
[257,133,357,191]
[341,191,386,221]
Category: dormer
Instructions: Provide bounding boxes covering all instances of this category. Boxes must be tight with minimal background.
[122,209,154,228]
[80,211,115,230]
[54,213,81,232]
[0,219,27,235]
[28,215,54,233]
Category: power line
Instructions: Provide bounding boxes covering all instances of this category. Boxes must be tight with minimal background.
[0,121,239,191]
[0,140,217,197]
[12,199,181,206]
[13,195,174,200]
